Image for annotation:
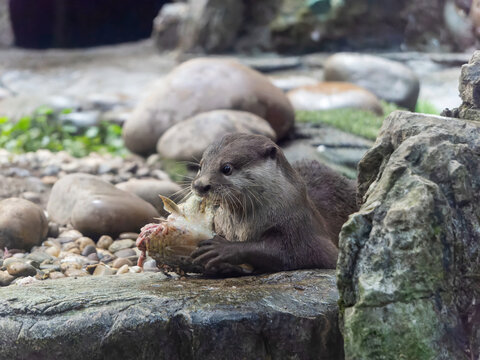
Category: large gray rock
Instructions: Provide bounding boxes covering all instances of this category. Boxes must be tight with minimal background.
[47,174,159,239]
[0,270,343,360]
[324,53,420,111]
[337,111,480,359]
[123,58,294,155]
[157,110,277,162]
[0,198,48,250]
[152,3,189,51]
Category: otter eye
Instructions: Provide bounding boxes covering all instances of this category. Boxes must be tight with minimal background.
[221,163,233,176]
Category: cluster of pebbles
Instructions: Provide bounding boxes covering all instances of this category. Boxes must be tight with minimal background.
[0,227,175,287]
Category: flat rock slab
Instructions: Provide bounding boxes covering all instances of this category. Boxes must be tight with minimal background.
[0,270,342,360]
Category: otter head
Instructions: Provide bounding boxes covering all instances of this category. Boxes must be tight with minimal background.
[192,134,289,210]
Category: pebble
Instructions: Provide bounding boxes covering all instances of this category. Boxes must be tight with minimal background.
[3,257,27,267]
[81,245,97,257]
[87,253,100,262]
[116,264,130,275]
[64,269,89,277]
[143,259,160,272]
[59,229,83,241]
[76,237,96,251]
[47,222,60,238]
[118,232,139,240]
[108,239,135,253]
[129,266,143,274]
[62,242,79,252]
[97,235,113,250]
[0,271,15,286]
[45,246,61,257]
[40,264,61,272]
[26,251,54,263]
[112,258,133,269]
[49,271,66,280]
[16,276,39,286]
[93,264,116,276]
[6,262,37,277]
[114,248,136,259]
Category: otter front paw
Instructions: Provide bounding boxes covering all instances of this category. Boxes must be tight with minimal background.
[190,235,243,272]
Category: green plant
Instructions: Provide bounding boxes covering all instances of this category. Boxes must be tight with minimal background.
[415,100,439,115]
[0,107,128,157]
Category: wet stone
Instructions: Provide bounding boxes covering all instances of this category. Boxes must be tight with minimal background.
[112,258,133,269]
[143,259,160,272]
[96,235,113,250]
[64,269,89,277]
[108,239,135,253]
[49,271,66,280]
[87,253,99,262]
[116,264,130,275]
[93,264,116,276]
[75,237,96,251]
[45,246,60,257]
[81,245,97,257]
[6,262,37,277]
[26,251,54,263]
[0,271,15,286]
[114,248,136,259]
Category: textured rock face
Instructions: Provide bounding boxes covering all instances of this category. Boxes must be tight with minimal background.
[152,3,189,51]
[324,53,420,111]
[123,58,294,155]
[0,270,343,360]
[47,174,159,238]
[338,111,480,359]
[0,198,48,250]
[156,110,277,162]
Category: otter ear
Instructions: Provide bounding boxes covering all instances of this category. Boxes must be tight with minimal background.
[264,145,277,160]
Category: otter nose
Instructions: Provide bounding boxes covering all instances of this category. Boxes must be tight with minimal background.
[192,180,211,196]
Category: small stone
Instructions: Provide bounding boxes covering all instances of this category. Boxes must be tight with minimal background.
[81,245,97,257]
[97,235,114,250]
[3,257,27,267]
[116,264,130,275]
[93,264,116,276]
[75,237,96,251]
[108,239,135,253]
[87,253,99,262]
[60,262,82,272]
[49,271,66,280]
[118,232,139,240]
[129,266,142,273]
[15,276,39,286]
[114,248,136,259]
[64,269,89,277]
[59,229,83,241]
[21,191,42,204]
[12,253,25,259]
[6,262,37,277]
[99,255,116,264]
[40,264,61,272]
[143,259,160,272]
[41,176,58,185]
[45,246,61,257]
[112,258,133,269]
[0,271,15,286]
[62,242,79,252]
[26,251,54,264]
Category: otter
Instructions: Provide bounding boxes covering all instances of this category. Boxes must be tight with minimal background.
[190,133,358,274]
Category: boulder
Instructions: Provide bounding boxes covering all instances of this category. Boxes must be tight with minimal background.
[115,179,183,215]
[324,53,420,111]
[156,110,277,162]
[0,270,343,360]
[287,82,383,115]
[47,174,159,239]
[152,3,189,51]
[0,0,13,48]
[0,198,48,250]
[337,111,480,359]
[180,0,244,53]
[122,58,295,155]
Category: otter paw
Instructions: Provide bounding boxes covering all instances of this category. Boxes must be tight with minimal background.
[191,236,242,271]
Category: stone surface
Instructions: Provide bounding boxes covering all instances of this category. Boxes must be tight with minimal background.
[157,110,277,162]
[324,53,420,110]
[152,3,189,51]
[0,270,342,359]
[116,179,183,214]
[0,198,48,250]
[6,261,37,278]
[459,50,480,107]
[338,111,480,359]
[287,82,383,114]
[122,58,295,155]
[180,0,244,53]
[47,174,159,239]
[0,0,13,48]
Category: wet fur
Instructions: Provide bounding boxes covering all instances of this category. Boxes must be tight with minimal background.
[190,134,357,273]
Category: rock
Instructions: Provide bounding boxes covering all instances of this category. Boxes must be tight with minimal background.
[143,259,160,272]
[49,271,66,280]
[270,75,319,92]
[92,264,116,276]
[0,271,15,286]
[118,232,139,240]
[47,174,159,239]
[459,51,480,108]
[81,245,97,257]
[180,0,244,53]
[0,0,13,48]
[287,82,383,115]
[338,111,480,359]
[108,239,135,254]
[96,235,114,250]
[26,252,54,264]
[324,53,420,110]
[444,0,475,49]
[59,111,101,128]
[112,258,133,269]
[157,110,277,162]
[152,3,189,51]
[45,246,61,258]
[116,179,182,214]
[6,262,37,278]
[0,270,341,358]
[129,266,143,274]
[0,198,48,250]
[58,230,83,241]
[75,237,96,252]
[47,222,60,238]
[123,58,295,155]
[113,248,136,259]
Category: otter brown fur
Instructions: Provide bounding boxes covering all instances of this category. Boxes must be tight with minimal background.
[190,133,357,274]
